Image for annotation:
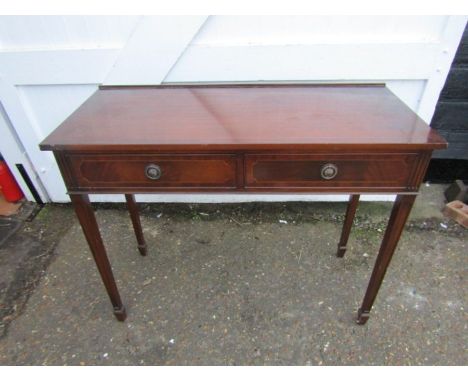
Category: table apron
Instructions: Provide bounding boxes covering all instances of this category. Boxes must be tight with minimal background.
[54,151,432,194]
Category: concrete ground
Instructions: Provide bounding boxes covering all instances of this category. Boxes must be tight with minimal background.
[0,184,466,365]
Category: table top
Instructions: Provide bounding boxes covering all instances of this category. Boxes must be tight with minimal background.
[40,84,447,152]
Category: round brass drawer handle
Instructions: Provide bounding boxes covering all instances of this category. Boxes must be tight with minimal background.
[145,164,161,180]
[321,163,338,180]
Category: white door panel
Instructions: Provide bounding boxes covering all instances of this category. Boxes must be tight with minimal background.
[0,15,465,202]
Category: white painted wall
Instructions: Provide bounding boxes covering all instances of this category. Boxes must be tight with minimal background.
[0,15,466,203]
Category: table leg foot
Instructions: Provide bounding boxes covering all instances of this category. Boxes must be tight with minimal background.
[113,305,127,321]
[138,244,147,256]
[336,245,347,258]
[356,308,370,325]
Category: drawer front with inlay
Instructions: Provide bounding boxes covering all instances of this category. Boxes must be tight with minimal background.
[245,153,421,191]
[64,154,238,191]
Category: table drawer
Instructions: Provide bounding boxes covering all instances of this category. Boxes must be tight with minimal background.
[65,154,238,190]
[245,153,420,190]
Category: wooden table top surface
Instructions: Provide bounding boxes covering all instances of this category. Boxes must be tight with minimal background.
[40,84,447,151]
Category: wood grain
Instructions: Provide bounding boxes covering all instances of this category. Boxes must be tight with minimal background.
[39,84,447,152]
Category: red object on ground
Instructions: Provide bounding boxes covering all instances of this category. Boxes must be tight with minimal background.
[0,160,24,202]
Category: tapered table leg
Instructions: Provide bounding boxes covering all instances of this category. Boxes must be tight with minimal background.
[70,194,127,321]
[336,194,360,257]
[356,194,416,325]
[125,194,147,256]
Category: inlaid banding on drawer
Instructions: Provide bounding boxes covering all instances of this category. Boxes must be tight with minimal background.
[245,153,419,190]
[66,154,238,190]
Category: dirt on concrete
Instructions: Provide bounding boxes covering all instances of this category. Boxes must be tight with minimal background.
[0,185,466,365]
[0,203,74,338]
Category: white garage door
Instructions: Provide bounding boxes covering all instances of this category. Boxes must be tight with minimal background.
[0,16,466,202]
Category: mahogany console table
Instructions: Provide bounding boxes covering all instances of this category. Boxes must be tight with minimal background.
[40,84,447,324]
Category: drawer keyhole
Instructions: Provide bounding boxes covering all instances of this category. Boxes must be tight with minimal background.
[145,164,161,180]
[321,163,338,180]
